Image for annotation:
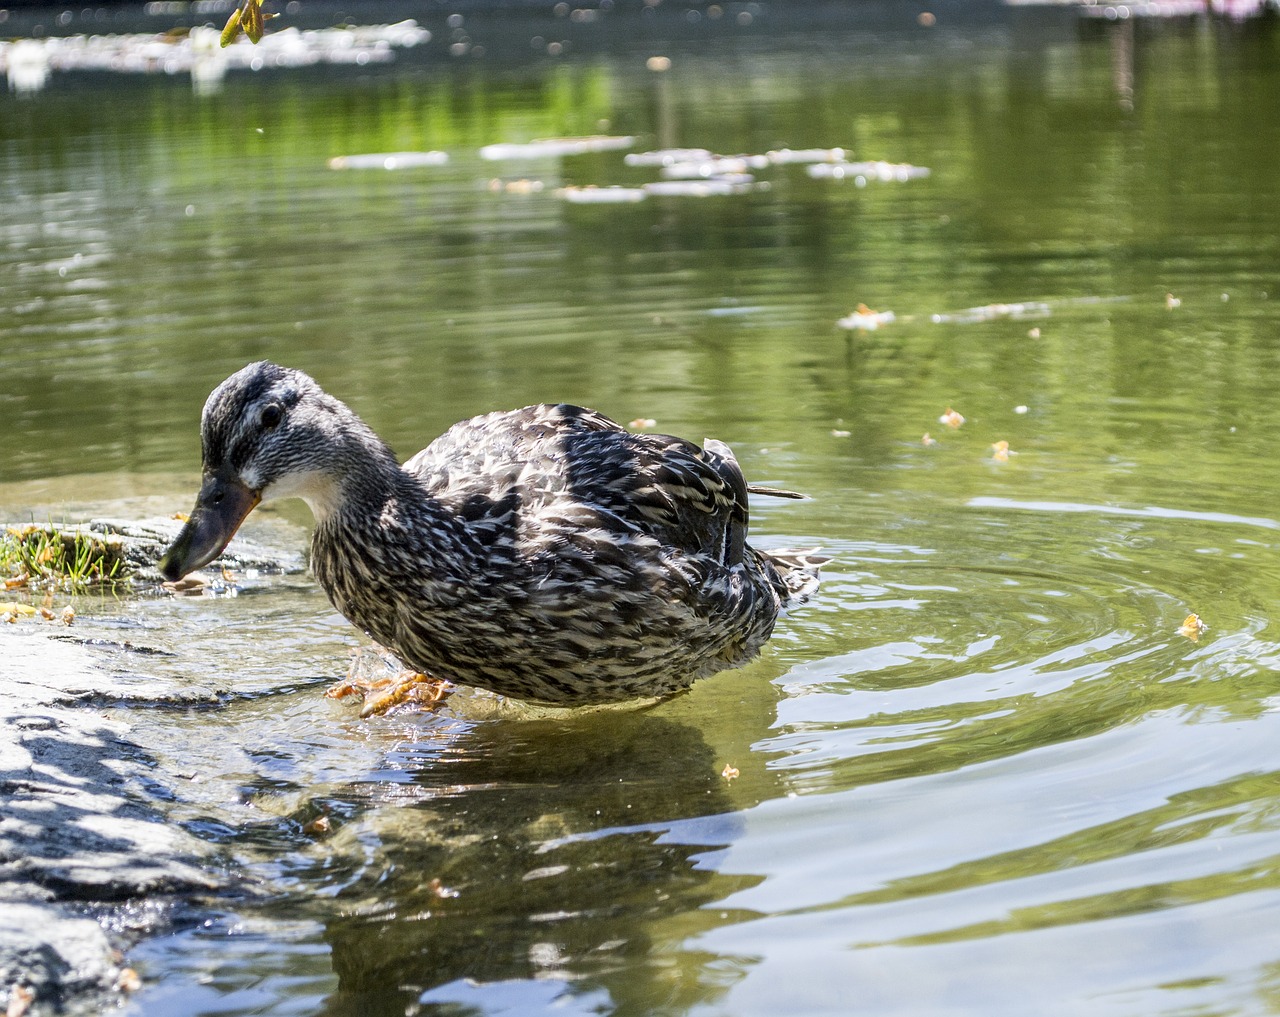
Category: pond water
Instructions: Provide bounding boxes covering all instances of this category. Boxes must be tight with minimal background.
[4,2,1280,1014]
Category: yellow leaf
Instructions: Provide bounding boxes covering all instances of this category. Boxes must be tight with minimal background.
[1178,613,1208,641]
[219,5,243,47]
[242,1,264,43]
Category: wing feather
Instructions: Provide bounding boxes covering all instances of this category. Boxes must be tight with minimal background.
[402,404,750,562]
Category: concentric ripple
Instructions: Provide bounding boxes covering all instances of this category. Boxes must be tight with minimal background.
[763,494,1280,791]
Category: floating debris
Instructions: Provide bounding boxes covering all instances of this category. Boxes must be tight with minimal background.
[328,151,448,171]
[0,598,74,626]
[1165,292,1182,309]
[807,161,931,183]
[479,136,636,160]
[5,39,50,93]
[991,440,1013,462]
[524,143,887,203]
[624,148,715,168]
[628,418,657,430]
[0,602,37,621]
[626,147,853,169]
[831,429,852,438]
[601,146,871,202]
[427,877,460,899]
[556,185,647,204]
[930,301,1052,325]
[659,156,769,178]
[922,433,938,446]
[1178,613,1208,641]
[1014,404,1030,415]
[939,408,965,429]
[767,147,849,165]
[645,55,673,72]
[490,178,546,194]
[0,21,430,93]
[643,179,763,198]
[721,763,740,781]
[837,304,896,331]
[1077,0,1247,19]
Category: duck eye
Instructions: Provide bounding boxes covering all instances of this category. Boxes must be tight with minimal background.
[260,403,284,429]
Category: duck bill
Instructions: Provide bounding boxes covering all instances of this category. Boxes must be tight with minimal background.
[158,471,261,581]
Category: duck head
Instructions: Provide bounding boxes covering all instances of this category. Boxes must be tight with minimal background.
[158,361,389,581]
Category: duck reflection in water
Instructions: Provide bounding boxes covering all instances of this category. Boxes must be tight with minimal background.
[306,707,770,1015]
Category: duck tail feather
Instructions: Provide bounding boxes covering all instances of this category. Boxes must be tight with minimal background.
[746,483,806,500]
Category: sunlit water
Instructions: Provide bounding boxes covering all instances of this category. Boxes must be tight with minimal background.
[4,4,1280,1015]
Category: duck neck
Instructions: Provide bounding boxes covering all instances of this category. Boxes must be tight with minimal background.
[304,428,399,521]
[309,436,471,566]
[308,447,482,638]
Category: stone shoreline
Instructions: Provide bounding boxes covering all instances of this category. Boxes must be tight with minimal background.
[1,518,306,1015]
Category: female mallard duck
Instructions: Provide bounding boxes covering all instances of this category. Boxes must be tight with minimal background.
[159,362,825,706]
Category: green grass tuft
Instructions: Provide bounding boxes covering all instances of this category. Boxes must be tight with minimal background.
[1,524,127,592]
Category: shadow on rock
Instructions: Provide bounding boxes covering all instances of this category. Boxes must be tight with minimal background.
[1,675,222,1011]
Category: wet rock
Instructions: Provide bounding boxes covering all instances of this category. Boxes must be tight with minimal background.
[0,514,310,1013]
[1,707,217,900]
[85,515,307,582]
[0,698,217,1012]
[0,903,118,1015]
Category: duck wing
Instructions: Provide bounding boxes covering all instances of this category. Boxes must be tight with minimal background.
[402,404,750,565]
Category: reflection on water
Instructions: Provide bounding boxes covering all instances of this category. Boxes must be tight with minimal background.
[320,713,749,1012]
[5,3,1280,1015]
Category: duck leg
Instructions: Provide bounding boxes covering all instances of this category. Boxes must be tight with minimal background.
[324,648,453,717]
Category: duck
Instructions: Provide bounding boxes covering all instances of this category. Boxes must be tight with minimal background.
[159,362,826,706]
